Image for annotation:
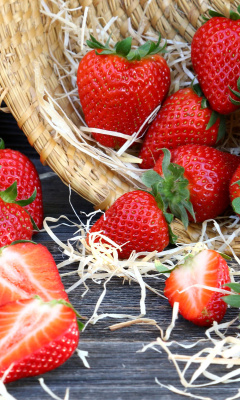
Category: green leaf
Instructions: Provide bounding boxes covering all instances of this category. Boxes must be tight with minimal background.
[168,163,185,180]
[161,148,172,177]
[229,82,240,107]
[218,252,231,261]
[216,115,226,142]
[141,148,193,230]
[206,110,219,130]
[222,294,240,308]
[0,181,17,203]
[15,188,37,207]
[155,259,173,274]
[28,213,39,232]
[142,170,162,188]
[86,35,107,50]
[0,139,5,150]
[208,10,225,18]
[231,179,240,186]
[167,223,178,244]
[192,82,204,98]
[115,37,132,57]
[163,212,174,225]
[229,86,240,99]
[229,10,240,20]
[230,97,240,106]
[201,98,208,109]
[232,197,240,214]
[77,320,85,331]
[182,199,196,222]
[177,204,189,230]
[223,282,240,292]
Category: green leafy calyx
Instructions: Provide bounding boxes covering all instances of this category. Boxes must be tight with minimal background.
[0,181,37,206]
[222,282,240,308]
[142,148,196,231]
[231,180,240,214]
[191,81,226,142]
[202,6,240,22]
[229,76,240,107]
[86,34,167,61]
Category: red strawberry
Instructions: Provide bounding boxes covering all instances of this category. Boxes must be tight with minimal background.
[139,86,225,169]
[87,190,171,259]
[143,145,240,226]
[0,139,43,229]
[229,164,240,216]
[191,9,240,114]
[0,181,38,246]
[0,242,68,306]
[0,297,79,383]
[77,35,171,148]
[164,249,230,326]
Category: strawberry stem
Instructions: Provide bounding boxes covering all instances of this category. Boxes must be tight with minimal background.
[86,34,167,61]
[142,149,196,229]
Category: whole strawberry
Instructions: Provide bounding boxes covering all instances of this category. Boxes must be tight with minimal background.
[229,164,240,216]
[77,35,171,148]
[143,146,240,226]
[0,139,43,229]
[191,8,240,114]
[164,249,230,327]
[87,191,172,259]
[0,181,36,246]
[139,86,225,169]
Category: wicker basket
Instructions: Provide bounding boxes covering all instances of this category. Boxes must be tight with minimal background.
[0,0,239,254]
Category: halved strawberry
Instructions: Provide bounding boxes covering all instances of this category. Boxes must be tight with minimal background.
[0,297,79,383]
[0,242,68,305]
[164,249,230,327]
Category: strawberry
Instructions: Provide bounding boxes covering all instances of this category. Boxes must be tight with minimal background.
[139,86,225,169]
[191,8,240,114]
[0,181,39,246]
[164,249,230,326]
[0,297,79,383]
[229,164,240,216]
[0,242,68,305]
[142,146,240,226]
[0,139,43,229]
[77,35,171,148]
[87,190,172,259]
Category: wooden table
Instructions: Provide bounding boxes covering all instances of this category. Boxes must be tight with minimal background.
[1,111,240,400]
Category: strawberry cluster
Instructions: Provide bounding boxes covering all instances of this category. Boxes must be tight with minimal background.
[77,8,240,327]
[0,141,80,383]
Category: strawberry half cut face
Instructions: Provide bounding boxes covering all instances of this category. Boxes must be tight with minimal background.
[0,297,79,383]
[164,249,230,327]
[0,242,68,306]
